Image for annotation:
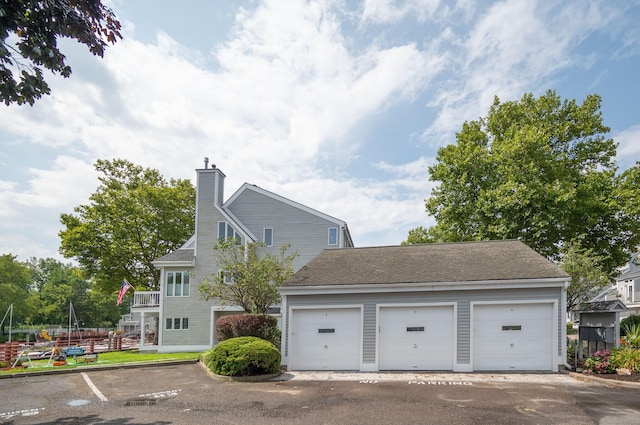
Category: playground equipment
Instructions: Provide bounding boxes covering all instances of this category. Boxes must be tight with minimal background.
[46,346,67,367]
[35,329,53,342]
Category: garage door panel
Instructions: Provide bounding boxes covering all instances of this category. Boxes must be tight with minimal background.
[379,306,454,370]
[473,303,553,371]
[291,308,361,371]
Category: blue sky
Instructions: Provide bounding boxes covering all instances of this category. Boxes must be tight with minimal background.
[1,0,639,262]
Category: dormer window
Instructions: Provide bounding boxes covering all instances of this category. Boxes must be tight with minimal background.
[218,221,241,244]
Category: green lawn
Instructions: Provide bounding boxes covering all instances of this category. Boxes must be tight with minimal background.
[0,350,201,375]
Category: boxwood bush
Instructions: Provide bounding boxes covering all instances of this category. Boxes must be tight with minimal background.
[216,314,281,347]
[203,336,281,377]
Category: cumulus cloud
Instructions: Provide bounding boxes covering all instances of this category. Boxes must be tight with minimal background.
[616,125,640,168]
[1,0,442,257]
[422,0,619,144]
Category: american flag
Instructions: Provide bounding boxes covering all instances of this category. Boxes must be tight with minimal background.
[117,279,133,305]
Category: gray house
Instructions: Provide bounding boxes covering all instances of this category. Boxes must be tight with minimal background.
[280,241,569,372]
[131,160,353,352]
[615,251,640,317]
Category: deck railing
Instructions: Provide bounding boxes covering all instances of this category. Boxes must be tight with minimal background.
[132,291,160,307]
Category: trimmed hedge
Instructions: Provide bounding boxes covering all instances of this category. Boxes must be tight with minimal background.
[216,314,281,347]
[203,336,281,377]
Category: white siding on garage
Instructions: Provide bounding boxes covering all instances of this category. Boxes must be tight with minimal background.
[472,302,555,371]
[378,305,455,370]
[290,307,361,371]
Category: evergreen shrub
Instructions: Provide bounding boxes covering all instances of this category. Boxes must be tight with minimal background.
[203,336,281,377]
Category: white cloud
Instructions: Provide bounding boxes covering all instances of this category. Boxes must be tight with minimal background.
[362,0,441,23]
[422,0,617,144]
[616,125,640,168]
[1,0,443,258]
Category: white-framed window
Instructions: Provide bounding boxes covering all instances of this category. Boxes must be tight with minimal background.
[165,271,190,297]
[218,221,241,244]
[628,284,635,302]
[328,227,338,246]
[264,228,273,247]
[165,317,189,330]
[220,270,235,284]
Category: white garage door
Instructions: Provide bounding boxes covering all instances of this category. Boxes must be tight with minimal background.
[473,303,554,371]
[290,308,361,370]
[379,305,454,370]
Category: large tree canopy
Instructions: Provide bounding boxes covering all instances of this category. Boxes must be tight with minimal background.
[560,241,610,312]
[59,159,196,292]
[200,240,298,314]
[25,257,123,328]
[407,90,639,279]
[0,0,122,105]
[0,253,31,330]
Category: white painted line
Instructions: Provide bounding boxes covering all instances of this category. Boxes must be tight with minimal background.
[81,372,108,401]
[0,408,44,420]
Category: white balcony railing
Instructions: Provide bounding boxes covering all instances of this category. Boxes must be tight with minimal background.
[132,291,160,307]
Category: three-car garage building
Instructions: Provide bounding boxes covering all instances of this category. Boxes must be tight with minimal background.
[279,240,569,372]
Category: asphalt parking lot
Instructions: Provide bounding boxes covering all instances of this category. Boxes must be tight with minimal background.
[0,363,638,424]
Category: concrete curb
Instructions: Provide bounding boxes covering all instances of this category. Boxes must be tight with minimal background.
[568,372,640,390]
[0,359,199,379]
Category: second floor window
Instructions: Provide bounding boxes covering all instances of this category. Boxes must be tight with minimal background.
[166,271,190,297]
[264,228,273,247]
[328,227,338,246]
[218,221,241,244]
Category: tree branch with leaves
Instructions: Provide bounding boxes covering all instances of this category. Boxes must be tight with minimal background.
[200,240,298,314]
[1,0,122,105]
[59,159,195,292]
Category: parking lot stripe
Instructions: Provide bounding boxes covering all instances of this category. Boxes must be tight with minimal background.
[81,373,108,401]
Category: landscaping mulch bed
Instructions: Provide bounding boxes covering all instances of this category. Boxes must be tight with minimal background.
[586,372,640,383]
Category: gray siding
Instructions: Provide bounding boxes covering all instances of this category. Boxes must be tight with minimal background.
[227,188,345,271]
[160,266,215,346]
[285,286,563,367]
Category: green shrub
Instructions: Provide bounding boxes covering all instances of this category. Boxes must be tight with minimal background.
[203,336,281,377]
[610,347,640,373]
[216,314,281,347]
[621,315,640,335]
[583,349,615,374]
[621,321,640,348]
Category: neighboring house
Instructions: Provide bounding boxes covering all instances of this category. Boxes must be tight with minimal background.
[614,251,640,317]
[588,250,640,319]
[130,160,353,352]
[279,240,570,372]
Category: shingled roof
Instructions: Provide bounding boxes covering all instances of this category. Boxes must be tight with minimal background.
[282,240,568,287]
[153,248,194,263]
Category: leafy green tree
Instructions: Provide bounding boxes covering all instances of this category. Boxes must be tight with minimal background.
[59,159,196,292]
[0,254,31,333]
[200,240,298,314]
[26,258,123,328]
[616,162,640,242]
[559,241,610,312]
[408,90,638,278]
[0,0,122,105]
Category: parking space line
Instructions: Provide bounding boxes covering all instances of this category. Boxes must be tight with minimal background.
[81,372,108,401]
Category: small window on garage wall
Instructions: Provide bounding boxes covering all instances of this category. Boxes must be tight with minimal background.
[502,325,522,331]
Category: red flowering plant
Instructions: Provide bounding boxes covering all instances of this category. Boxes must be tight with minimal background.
[583,349,615,374]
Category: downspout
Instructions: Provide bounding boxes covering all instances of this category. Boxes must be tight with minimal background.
[562,279,573,371]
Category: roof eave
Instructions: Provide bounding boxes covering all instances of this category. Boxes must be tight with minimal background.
[279,277,569,296]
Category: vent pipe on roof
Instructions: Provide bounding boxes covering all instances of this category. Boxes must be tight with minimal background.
[204,157,209,169]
